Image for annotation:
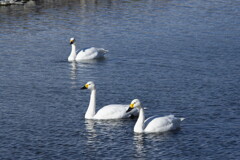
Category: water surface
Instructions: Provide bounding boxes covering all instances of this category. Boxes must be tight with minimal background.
[0,0,240,159]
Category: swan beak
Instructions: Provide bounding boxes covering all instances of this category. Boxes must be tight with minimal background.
[126,103,134,113]
[81,84,88,89]
[70,40,74,45]
[81,86,87,89]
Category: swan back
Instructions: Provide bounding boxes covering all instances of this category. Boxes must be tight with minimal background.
[76,47,107,61]
[94,104,135,119]
[144,115,183,133]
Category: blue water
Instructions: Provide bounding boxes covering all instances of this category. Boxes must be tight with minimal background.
[0,0,240,159]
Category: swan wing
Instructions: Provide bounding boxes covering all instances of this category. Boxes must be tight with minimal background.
[94,104,134,119]
[144,115,161,128]
[76,47,107,61]
[144,115,182,133]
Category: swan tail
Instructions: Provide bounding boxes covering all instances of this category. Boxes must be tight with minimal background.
[180,118,185,121]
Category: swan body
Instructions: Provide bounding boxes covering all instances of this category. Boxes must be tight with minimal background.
[127,99,184,133]
[81,81,139,120]
[76,47,108,61]
[68,38,108,62]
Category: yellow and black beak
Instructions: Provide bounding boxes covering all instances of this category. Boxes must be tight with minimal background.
[126,103,134,113]
[81,84,88,90]
[70,39,75,45]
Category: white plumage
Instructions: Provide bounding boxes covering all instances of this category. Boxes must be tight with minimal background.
[127,99,184,133]
[81,81,139,120]
[68,38,108,62]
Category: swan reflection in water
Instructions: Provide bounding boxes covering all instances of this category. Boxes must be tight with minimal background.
[85,120,98,145]
[68,59,106,88]
[133,132,175,158]
[85,119,127,134]
[69,61,77,78]
[84,119,129,155]
[69,61,77,88]
[133,133,146,158]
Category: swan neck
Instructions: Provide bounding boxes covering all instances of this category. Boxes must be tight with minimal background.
[68,43,77,62]
[71,43,77,56]
[134,107,145,133]
[85,89,96,119]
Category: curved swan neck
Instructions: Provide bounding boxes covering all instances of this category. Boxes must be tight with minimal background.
[68,43,77,61]
[72,43,77,55]
[72,43,76,53]
[85,89,96,119]
[134,107,145,133]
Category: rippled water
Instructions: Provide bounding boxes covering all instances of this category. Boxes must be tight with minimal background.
[0,0,240,159]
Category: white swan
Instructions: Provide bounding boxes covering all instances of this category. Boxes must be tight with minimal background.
[127,99,185,133]
[68,38,108,62]
[81,81,139,120]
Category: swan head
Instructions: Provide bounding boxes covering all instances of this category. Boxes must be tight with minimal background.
[70,37,75,45]
[126,99,141,112]
[81,81,96,90]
